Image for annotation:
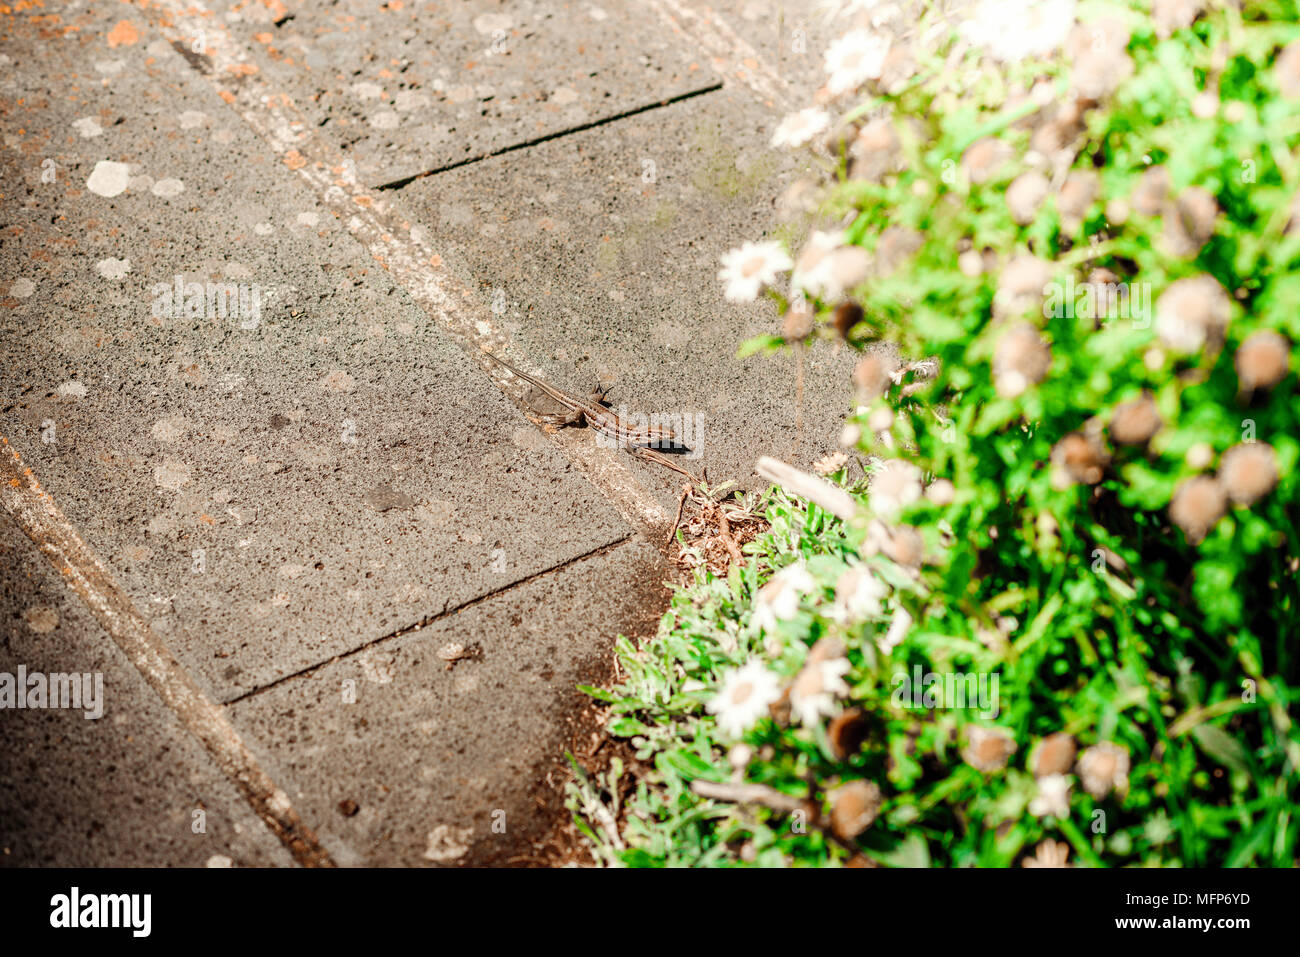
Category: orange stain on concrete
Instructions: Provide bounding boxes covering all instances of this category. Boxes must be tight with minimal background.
[106,20,140,48]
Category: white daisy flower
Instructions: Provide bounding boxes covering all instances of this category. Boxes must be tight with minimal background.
[1077,742,1131,798]
[771,107,831,149]
[717,240,793,303]
[832,563,889,622]
[869,459,924,517]
[706,660,781,737]
[1022,838,1071,868]
[960,0,1076,63]
[1154,275,1231,354]
[877,606,912,654]
[827,0,900,28]
[753,562,816,633]
[813,450,851,475]
[1028,773,1072,818]
[791,229,845,299]
[790,656,852,726]
[824,30,890,96]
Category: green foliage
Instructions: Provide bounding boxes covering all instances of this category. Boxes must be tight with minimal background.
[571,0,1300,867]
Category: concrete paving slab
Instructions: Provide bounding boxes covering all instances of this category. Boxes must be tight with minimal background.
[396,85,860,508]
[0,10,629,701]
[0,0,870,870]
[0,517,294,866]
[227,537,667,866]
[206,0,722,187]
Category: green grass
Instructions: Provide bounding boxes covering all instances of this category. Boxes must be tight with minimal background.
[568,0,1300,867]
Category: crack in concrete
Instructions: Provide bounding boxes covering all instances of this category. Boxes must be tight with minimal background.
[221,533,638,706]
[372,83,726,190]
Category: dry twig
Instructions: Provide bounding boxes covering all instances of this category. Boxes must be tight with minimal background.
[667,484,767,574]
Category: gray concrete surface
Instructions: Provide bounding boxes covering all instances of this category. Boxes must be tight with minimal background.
[0,0,845,865]
[208,0,723,186]
[0,15,629,700]
[399,82,856,509]
[0,518,294,866]
[228,538,666,866]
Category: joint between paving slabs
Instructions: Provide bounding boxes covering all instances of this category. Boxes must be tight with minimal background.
[222,532,651,706]
[373,82,726,190]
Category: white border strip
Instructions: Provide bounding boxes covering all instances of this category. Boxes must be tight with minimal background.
[0,438,335,867]
[643,0,800,112]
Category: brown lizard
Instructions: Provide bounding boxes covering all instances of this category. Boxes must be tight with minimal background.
[481,350,698,482]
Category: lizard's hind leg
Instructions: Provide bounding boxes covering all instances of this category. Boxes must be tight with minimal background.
[631,446,700,484]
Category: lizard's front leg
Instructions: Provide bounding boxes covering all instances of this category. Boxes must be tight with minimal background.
[530,406,586,433]
[534,386,604,435]
[519,383,587,433]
